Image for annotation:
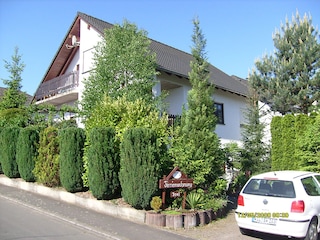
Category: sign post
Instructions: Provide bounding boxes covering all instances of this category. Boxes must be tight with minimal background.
[159,166,194,210]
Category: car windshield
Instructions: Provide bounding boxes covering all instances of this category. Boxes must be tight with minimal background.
[243,179,296,198]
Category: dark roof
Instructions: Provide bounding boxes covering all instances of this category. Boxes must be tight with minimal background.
[78,12,248,97]
[80,12,248,97]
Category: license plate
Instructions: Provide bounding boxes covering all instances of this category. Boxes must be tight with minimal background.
[252,218,277,225]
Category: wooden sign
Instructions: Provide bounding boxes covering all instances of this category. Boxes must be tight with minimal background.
[159,166,194,210]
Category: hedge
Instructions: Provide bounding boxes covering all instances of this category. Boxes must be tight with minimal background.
[87,127,120,200]
[120,127,161,209]
[16,126,40,182]
[1,127,20,178]
[33,126,60,187]
[59,127,85,193]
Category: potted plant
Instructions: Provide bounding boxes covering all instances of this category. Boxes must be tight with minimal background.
[145,196,165,227]
[184,191,204,228]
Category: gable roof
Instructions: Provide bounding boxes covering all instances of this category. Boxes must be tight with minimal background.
[37,12,248,98]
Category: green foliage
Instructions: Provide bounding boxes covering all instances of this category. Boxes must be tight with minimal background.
[229,173,250,194]
[282,114,296,169]
[33,126,60,187]
[0,127,2,173]
[0,108,28,127]
[81,20,161,119]
[186,191,204,210]
[150,196,162,212]
[16,126,40,182]
[87,127,120,200]
[0,127,20,178]
[85,95,169,144]
[83,96,171,187]
[0,47,27,110]
[120,127,162,209]
[271,113,319,171]
[170,17,223,187]
[59,127,85,193]
[209,178,228,198]
[249,11,320,115]
[240,88,270,174]
[296,114,320,171]
[271,116,283,170]
[203,198,228,212]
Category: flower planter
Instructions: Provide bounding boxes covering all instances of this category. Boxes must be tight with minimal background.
[165,214,183,229]
[145,212,166,227]
[183,212,199,228]
[198,210,210,225]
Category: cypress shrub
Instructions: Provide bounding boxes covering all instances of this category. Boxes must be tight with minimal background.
[120,127,161,209]
[282,114,296,170]
[33,126,60,187]
[59,127,85,193]
[16,126,40,182]
[294,114,310,169]
[1,127,20,178]
[270,116,282,170]
[87,127,120,200]
[0,127,3,174]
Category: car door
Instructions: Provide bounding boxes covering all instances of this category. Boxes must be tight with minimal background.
[301,176,320,220]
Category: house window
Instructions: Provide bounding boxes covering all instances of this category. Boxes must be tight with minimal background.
[214,103,224,124]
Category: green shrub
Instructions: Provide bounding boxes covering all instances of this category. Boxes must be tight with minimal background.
[16,126,40,182]
[33,126,60,187]
[150,196,162,212]
[59,127,85,193]
[1,127,20,178]
[119,127,162,209]
[87,127,120,200]
[0,127,3,173]
[186,191,204,210]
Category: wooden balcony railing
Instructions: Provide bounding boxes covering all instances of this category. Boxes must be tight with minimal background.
[35,71,79,101]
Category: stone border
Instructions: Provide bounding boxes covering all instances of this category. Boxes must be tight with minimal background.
[0,175,146,223]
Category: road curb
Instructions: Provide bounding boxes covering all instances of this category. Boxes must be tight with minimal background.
[0,175,146,224]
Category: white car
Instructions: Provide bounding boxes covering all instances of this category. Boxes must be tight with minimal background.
[235,170,320,240]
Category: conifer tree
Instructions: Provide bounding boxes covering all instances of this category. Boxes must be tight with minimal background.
[170,17,223,187]
[249,11,320,115]
[240,87,270,174]
[0,47,27,110]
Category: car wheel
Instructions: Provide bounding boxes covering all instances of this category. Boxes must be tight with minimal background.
[239,227,250,235]
[304,219,318,240]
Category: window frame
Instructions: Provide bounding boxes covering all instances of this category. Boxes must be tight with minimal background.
[214,102,224,124]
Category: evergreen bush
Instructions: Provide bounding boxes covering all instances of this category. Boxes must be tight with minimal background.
[1,127,20,178]
[0,127,3,174]
[120,127,161,209]
[33,126,60,187]
[282,114,296,170]
[59,127,85,193]
[270,116,282,170]
[16,126,40,182]
[87,127,120,200]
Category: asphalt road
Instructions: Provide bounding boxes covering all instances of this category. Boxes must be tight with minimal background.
[0,184,194,240]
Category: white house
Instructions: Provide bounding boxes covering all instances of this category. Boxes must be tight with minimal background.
[32,12,249,145]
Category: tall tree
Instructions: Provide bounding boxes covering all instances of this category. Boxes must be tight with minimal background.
[240,86,270,174]
[249,11,320,115]
[0,47,27,110]
[80,20,160,120]
[170,17,223,187]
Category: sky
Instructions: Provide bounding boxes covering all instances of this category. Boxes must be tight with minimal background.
[0,0,319,95]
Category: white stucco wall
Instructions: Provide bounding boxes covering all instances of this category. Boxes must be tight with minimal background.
[214,90,247,144]
[78,19,102,103]
[61,19,248,143]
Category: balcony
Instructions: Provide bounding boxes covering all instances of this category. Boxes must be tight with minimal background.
[35,71,79,105]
